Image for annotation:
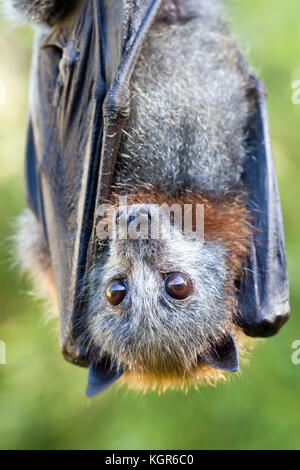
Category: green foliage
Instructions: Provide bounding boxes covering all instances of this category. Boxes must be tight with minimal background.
[0,0,299,450]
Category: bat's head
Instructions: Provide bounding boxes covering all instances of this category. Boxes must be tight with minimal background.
[85,190,251,391]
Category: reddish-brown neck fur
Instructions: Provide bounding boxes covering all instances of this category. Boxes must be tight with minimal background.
[104,187,252,276]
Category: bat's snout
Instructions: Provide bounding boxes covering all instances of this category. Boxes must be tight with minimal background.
[115,204,152,228]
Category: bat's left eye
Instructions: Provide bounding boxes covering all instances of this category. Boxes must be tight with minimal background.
[164,272,192,300]
[105,279,128,306]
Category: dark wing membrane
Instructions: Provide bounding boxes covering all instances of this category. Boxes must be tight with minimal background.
[25,0,164,366]
[237,79,290,337]
[26,0,109,365]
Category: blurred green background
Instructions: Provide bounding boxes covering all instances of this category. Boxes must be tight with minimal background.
[0,0,300,450]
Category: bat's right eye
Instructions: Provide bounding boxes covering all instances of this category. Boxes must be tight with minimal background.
[105,279,128,306]
[164,272,192,300]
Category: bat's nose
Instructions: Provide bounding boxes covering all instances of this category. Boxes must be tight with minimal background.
[127,207,152,227]
[115,205,152,227]
[114,204,155,240]
[127,214,136,225]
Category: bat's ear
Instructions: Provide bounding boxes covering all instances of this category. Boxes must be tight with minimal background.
[199,336,239,372]
[86,360,123,397]
[8,0,73,25]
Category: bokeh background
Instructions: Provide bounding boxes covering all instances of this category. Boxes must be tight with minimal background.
[0,0,300,450]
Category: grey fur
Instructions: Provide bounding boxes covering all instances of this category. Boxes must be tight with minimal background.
[113,0,251,195]
[14,209,54,299]
[7,0,72,25]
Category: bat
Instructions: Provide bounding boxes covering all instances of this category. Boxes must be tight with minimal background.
[11,0,290,395]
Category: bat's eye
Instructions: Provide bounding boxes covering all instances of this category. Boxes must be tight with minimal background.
[164,272,192,300]
[106,279,127,306]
